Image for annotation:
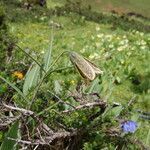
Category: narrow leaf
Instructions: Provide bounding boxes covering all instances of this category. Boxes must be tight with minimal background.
[0,76,28,102]
[0,121,19,150]
[87,78,101,93]
[23,63,40,95]
[43,32,53,71]
[146,129,150,145]
[54,80,62,95]
[105,106,123,118]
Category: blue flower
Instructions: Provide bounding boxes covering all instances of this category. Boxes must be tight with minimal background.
[121,121,138,133]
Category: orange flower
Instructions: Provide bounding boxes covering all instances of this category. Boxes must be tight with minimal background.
[13,71,24,80]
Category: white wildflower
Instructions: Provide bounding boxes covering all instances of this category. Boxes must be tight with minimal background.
[105,35,113,41]
[41,50,44,54]
[123,35,127,39]
[140,46,146,50]
[108,44,114,48]
[140,32,144,36]
[80,48,86,53]
[96,42,101,48]
[96,26,100,31]
[97,33,104,38]
[141,40,146,45]
[91,36,95,40]
[116,37,120,40]
[89,52,99,59]
[127,52,131,56]
[117,46,126,51]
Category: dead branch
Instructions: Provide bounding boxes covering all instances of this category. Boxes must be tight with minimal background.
[7,137,46,145]
[62,101,106,113]
[2,103,54,135]
[7,130,77,146]
[3,103,34,116]
[0,115,21,128]
[48,90,76,109]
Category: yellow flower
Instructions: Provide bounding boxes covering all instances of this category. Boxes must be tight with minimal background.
[70,80,75,85]
[13,71,24,80]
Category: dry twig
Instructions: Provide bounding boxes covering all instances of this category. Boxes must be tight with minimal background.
[8,130,77,145]
[62,101,106,113]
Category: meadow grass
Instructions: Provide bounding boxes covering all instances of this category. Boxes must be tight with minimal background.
[8,8,149,108]
[1,0,150,148]
[51,0,150,18]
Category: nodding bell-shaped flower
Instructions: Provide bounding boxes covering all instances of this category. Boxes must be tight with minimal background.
[69,51,103,81]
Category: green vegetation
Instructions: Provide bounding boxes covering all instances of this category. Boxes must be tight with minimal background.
[81,0,150,18]
[49,0,150,18]
[0,0,150,149]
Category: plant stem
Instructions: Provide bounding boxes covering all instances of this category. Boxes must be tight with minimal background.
[28,50,69,109]
[15,44,46,73]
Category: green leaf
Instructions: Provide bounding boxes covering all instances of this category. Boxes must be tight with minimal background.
[105,106,123,118]
[87,78,101,93]
[43,33,53,71]
[115,76,121,84]
[0,121,19,150]
[54,80,62,95]
[23,63,40,95]
[0,76,28,102]
[146,129,150,146]
[131,113,139,122]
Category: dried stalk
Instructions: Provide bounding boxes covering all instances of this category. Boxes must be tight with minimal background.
[62,101,106,113]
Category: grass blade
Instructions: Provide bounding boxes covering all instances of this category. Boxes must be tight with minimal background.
[54,80,62,95]
[146,129,150,146]
[0,76,28,102]
[15,45,46,73]
[43,30,53,72]
[23,63,40,95]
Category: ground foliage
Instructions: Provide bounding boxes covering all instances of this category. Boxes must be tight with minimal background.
[0,0,150,149]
